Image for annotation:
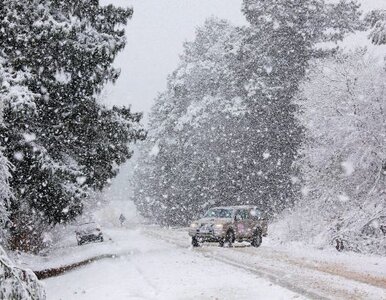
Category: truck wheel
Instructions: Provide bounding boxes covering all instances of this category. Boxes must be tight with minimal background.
[192,237,200,247]
[224,230,234,247]
[251,230,262,248]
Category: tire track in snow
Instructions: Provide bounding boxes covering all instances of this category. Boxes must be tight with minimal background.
[131,260,160,298]
[143,227,386,300]
[233,245,386,290]
[142,229,327,300]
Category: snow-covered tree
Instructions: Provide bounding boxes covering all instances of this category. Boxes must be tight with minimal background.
[0,245,45,300]
[0,55,44,300]
[133,18,244,224]
[0,0,144,251]
[0,150,11,243]
[278,50,386,253]
[236,0,362,212]
[365,9,386,45]
[0,51,30,244]
[0,102,11,243]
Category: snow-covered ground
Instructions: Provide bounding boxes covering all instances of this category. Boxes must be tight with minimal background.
[12,163,386,300]
[146,227,386,299]
[41,227,305,300]
[13,154,383,300]
[13,224,386,300]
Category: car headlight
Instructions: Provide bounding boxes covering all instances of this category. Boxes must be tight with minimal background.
[190,222,198,228]
[213,224,223,230]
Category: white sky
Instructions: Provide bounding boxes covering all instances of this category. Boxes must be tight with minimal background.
[100,0,386,120]
[100,0,246,119]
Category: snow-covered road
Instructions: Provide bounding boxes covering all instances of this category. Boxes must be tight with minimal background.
[145,227,386,300]
[43,228,304,300]
[39,226,386,300]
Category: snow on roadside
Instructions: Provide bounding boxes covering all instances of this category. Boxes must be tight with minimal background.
[265,232,386,280]
[12,227,149,272]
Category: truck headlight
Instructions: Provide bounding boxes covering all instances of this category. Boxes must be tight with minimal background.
[213,224,223,230]
[190,222,198,228]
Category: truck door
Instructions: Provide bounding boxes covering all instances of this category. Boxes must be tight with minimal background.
[235,209,249,238]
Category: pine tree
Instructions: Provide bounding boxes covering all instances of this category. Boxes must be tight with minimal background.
[1,52,45,299]
[0,49,30,244]
[0,149,11,244]
[0,0,144,251]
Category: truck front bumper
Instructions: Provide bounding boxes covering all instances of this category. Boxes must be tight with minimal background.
[189,227,225,241]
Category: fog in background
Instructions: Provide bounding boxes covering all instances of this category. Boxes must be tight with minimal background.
[101,0,386,120]
[100,0,246,121]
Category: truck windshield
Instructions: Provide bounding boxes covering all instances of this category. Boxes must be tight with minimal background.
[204,208,232,218]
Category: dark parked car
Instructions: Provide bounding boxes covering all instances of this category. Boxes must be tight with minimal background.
[75,222,104,246]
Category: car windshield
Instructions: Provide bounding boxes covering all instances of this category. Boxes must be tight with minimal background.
[250,209,261,219]
[77,222,98,231]
[204,208,232,218]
